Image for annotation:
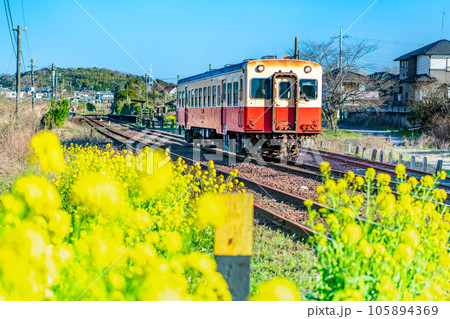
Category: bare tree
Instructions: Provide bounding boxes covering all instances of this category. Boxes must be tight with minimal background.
[289,38,391,132]
[409,82,450,128]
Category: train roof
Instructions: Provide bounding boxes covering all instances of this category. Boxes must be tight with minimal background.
[177,59,321,85]
[178,61,247,85]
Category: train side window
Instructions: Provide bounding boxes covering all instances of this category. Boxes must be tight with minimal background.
[279,81,292,99]
[212,86,216,106]
[250,78,272,99]
[299,79,318,100]
[188,90,191,107]
[222,83,226,102]
[239,78,243,101]
[227,83,232,106]
[195,88,199,107]
[191,90,194,107]
[202,88,206,106]
[199,87,202,107]
[217,85,221,106]
[208,86,211,106]
[233,82,238,106]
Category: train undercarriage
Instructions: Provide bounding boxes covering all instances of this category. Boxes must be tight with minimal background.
[184,127,316,159]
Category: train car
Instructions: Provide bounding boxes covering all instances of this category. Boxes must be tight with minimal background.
[176,56,322,157]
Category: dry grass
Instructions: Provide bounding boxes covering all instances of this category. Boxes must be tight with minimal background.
[311,129,394,155]
[52,120,108,148]
[417,115,450,150]
[0,96,48,190]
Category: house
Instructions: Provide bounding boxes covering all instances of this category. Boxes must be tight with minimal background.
[162,86,177,96]
[96,91,114,101]
[393,39,450,105]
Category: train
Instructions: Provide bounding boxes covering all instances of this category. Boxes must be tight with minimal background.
[176,56,322,158]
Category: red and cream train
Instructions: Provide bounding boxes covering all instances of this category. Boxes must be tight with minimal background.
[176,56,322,157]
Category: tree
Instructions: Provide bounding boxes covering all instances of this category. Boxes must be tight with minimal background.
[409,82,450,128]
[86,102,96,112]
[289,38,390,132]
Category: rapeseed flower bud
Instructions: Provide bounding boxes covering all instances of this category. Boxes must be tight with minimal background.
[365,168,376,180]
[395,164,406,179]
[319,161,331,174]
[420,175,434,188]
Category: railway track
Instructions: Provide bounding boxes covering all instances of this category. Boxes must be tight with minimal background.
[81,115,449,242]
[83,116,324,240]
[300,148,450,192]
[89,116,450,207]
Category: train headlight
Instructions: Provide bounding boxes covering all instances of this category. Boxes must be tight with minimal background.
[256,65,265,72]
[304,66,312,73]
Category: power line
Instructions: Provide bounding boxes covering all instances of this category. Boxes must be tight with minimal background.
[3,0,17,58]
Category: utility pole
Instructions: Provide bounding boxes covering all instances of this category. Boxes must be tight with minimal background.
[294,36,299,59]
[145,73,148,121]
[31,59,35,110]
[13,25,23,117]
[51,64,56,100]
[339,27,343,72]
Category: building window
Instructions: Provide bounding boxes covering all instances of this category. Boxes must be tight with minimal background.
[199,88,202,107]
[250,78,272,99]
[227,83,232,106]
[217,85,221,106]
[233,82,238,106]
[212,86,216,106]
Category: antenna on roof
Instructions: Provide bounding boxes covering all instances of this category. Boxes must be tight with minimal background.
[442,12,446,39]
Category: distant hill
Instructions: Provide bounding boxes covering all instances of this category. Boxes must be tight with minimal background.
[0,67,174,93]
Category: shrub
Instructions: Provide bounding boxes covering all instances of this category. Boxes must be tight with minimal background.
[42,99,70,128]
[86,102,96,112]
[306,162,449,301]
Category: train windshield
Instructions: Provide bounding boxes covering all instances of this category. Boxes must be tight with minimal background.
[251,78,272,99]
[299,79,318,100]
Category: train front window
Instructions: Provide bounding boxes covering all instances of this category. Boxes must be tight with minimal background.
[251,78,271,99]
[279,81,292,99]
[299,79,318,100]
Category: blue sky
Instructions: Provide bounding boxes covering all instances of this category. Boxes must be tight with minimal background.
[1,0,449,82]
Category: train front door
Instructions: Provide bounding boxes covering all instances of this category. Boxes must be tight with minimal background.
[272,73,297,133]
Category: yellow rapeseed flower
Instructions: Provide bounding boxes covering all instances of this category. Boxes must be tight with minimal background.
[30,131,66,174]
[250,277,301,301]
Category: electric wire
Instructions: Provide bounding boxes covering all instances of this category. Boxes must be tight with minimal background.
[3,0,17,58]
